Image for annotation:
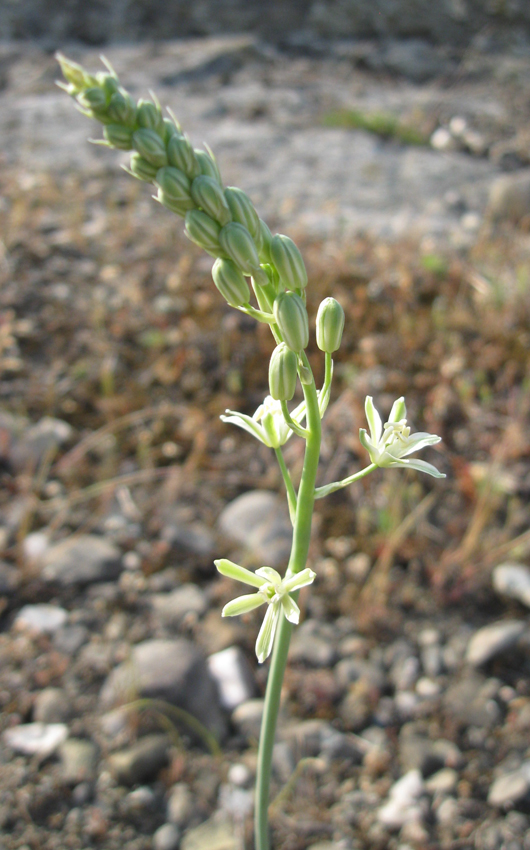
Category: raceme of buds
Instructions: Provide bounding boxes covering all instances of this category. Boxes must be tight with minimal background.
[167,134,201,179]
[219,222,260,276]
[129,153,159,182]
[185,209,222,257]
[316,297,345,353]
[155,167,193,211]
[195,149,222,185]
[191,175,232,226]
[273,291,309,352]
[224,187,260,242]
[56,53,92,91]
[77,86,109,115]
[136,99,164,134]
[212,258,251,308]
[270,234,308,292]
[103,124,134,150]
[132,128,168,168]
[269,343,298,401]
[108,91,137,126]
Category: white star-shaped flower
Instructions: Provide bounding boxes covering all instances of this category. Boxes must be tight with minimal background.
[220,395,306,449]
[359,396,445,479]
[215,559,316,663]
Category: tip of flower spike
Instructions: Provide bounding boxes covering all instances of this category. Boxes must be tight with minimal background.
[99,54,118,77]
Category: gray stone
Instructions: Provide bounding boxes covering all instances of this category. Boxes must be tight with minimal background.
[398,726,446,776]
[3,722,68,757]
[121,786,157,815]
[425,767,458,794]
[488,763,530,808]
[493,563,530,608]
[487,171,530,225]
[181,816,237,850]
[289,620,337,667]
[218,490,292,567]
[466,620,526,667]
[167,782,195,827]
[231,699,264,740]
[59,738,98,785]
[207,646,256,711]
[161,521,216,558]
[153,823,181,850]
[100,639,226,741]
[9,416,73,473]
[378,769,425,829]
[107,734,170,786]
[444,673,501,728]
[151,584,208,628]
[53,624,89,655]
[0,561,19,594]
[14,604,68,634]
[40,535,122,585]
[33,688,70,724]
[374,39,451,83]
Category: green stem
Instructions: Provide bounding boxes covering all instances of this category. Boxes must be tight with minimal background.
[255,352,322,850]
[314,462,378,499]
[274,447,297,525]
[238,304,275,323]
[319,352,333,417]
[280,400,308,439]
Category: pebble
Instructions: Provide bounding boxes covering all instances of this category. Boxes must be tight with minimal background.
[33,687,71,723]
[493,563,530,608]
[487,171,530,225]
[0,561,19,594]
[100,638,226,741]
[425,767,458,794]
[161,521,216,558]
[14,603,68,634]
[9,416,73,472]
[151,583,208,628]
[466,620,526,667]
[153,823,181,850]
[181,815,238,850]
[40,534,122,585]
[207,645,256,710]
[218,490,292,567]
[3,722,68,757]
[488,762,530,808]
[59,738,99,784]
[231,699,264,740]
[107,734,170,786]
[167,782,195,827]
[289,620,337,667]
[378,769,425,829]
[444,673,501,728]
[52,623,89,655]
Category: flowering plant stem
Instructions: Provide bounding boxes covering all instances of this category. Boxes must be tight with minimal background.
[256,357,321,850]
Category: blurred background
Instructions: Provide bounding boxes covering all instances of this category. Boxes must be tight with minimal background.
[1,4,530,850]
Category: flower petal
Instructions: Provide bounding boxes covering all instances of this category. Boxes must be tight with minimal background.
[255,603,280,663]
[388,397,406,423]
[255,566,282,586]
[359,428,378,462]
[397,458,446,478]
[220,411,269,446]
[222,593,266,617]
[282,568,316,593]
[215,559,266,588]
[365,396,382,443]
[395,433,442,457]
[280,593,300,624]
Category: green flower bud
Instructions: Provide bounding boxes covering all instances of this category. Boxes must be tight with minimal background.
[103,124,134,150]
[224,187,260,241]
[219,222,260,276]
[132,128,168,168]
[271,234,308,292]
[77,87,108,114]
[56,53,89,91]
[195,149,222,185]
[191,175,232,225]
[163,118,179,144]
[212,258,251,307]
[273,291,309,352]
[316,297,345,353]
[269,343,298,401]
[136,99,164,134]
[156,166,193,207]
[129,152,159,182]
[96,72,119,99]
[156,190,192,216]
[167,134,201,179]
[258,219,273,264]
[107,91,136,126]
[184,209,222,257]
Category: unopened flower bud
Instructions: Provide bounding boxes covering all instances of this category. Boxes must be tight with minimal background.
[163,119,179,144]
[258,219,273,264]
[107,91,136,126]
[77,87,108,114]
[273,292,309,352]
[132,128,168,168]
[96,72,119,100]
[56,53,90,91]
[156,167,193,206]
[224,187,260,241]
[271,234,308,292]
[191,175,232,226]
[103,124,134,150]
[184,209,222,257]
[269,343,298,401]
[316,297,345,353]
[219,222,260,276]
[129,152,159,182]
[195,149,222,185]
[167,134,200,179]
[212,258,251,308]
[136,99,164,134]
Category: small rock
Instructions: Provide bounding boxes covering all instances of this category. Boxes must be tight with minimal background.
[40,535,122,585]
[162,521,216,558]
[3,722,68,757]
[22,531,50,563]
[14,604,68,634]
[444,673,501,729]
[218,490,292,567]
[207,646,256,710]
[488,763,530,808]
[378,769,425,829]
[289,620,337,667]
[425,767,459,794]
[0,561,19,594]
[107,734,170,786]
[100,639,226,741]
[34,687,70,723]
[59,738,98,785]
[10,416,73,472]
[493,563,530,608]
[231,699,264,740]
[181,815,237,850]
[431,127,456,152]
[466,620,526,667]
[153,823,181,850]
[53,624,89,655]
[487,171,530,225]
[167,782,195,826]
[122,786,157,815]
[151,584,208,628]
